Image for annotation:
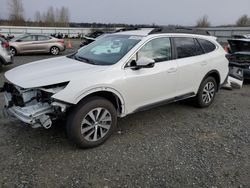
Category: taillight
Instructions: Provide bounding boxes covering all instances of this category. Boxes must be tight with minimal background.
[2,42,9,48]
[58,40,64,44]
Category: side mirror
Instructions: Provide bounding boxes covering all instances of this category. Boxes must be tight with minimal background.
[131,57,155,70]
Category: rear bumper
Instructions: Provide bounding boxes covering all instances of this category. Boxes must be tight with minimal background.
[60,45,66,52]
[62,45,66,51]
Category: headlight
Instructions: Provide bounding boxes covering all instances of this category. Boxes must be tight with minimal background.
[39,82,69,94]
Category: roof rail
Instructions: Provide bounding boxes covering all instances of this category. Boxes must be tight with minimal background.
[149,27,210,36]
[115,27,140,33]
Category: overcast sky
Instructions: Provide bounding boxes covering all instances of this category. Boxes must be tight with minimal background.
[1,0,250,26]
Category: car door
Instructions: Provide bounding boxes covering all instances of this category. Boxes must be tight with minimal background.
[123,37,178,113]
[173,37,205,96]
[17,35,37,53]
[34,35,51,52]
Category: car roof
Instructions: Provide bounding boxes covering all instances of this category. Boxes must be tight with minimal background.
[115,28,154,36]
[115,27,212,39]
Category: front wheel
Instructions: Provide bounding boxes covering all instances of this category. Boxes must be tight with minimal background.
[194,77,217,108]
[10,47,17,56]
[66,97,117,148]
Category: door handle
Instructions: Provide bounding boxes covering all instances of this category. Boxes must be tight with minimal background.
[201,61,208,66]
[167,67,177,73]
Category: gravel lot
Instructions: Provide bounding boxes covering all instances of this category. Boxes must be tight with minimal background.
[0,40,250,188]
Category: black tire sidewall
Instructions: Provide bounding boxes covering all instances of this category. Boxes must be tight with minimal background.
[66,97,117,148]
[196,77,217,108]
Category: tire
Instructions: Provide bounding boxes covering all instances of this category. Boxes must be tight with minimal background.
[10,47,16,56]
[194,76,217,108]
[50,46,60,55]
[66,97,117,148]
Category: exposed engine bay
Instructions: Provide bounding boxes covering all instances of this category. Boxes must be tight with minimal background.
[1,82,70,129]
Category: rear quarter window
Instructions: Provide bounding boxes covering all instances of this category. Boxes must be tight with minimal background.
[197,39,216,53]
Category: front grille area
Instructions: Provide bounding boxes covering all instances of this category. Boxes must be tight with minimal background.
[1,82,24,107]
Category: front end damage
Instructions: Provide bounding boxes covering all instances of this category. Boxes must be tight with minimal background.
[1,82,70,129]
[223,67,244,90]
[227,39,250,79]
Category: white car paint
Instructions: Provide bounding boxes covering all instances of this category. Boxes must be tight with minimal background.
[3,29,229,127]
[5,56,109,88]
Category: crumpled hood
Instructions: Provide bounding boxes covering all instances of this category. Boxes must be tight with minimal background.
[5,56,107,88]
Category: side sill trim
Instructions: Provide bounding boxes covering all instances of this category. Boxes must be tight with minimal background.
[132,92,195,114]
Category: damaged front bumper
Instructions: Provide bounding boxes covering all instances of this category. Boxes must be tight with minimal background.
[223,67,244,90]
[4,92,53,128]
[1,82,69,129]
[229,61,250,79]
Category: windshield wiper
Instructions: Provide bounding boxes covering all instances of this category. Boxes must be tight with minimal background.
[73,55,97,65]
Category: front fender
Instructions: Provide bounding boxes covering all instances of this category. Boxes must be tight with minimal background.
[52,85,126,115]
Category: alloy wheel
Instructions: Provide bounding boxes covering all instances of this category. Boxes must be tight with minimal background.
[202,81,215,104]
[51,47,59,55]
[81,107,112,142]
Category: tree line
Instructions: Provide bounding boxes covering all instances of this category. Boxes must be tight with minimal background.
[1,0,250,28]
[1,0,70,27]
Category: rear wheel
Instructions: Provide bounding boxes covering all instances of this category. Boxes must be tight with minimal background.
[66,97,117,148]
[194,77,217,108]
[50,46,60,55]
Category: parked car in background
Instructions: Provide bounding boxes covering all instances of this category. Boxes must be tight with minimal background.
[9,34,66,56]
[0,37,13,67]
[0,33,15,41]
[232,34,250,39]
[227,38,250,79]
[79,28,139,48]
[79,30,105,47]
[0,33,6,39]
[2,28,229,148]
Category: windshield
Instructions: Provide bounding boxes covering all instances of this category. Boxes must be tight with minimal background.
[71,35,142,65]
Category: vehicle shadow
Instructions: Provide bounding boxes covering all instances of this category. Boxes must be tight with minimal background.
[1,101,196,151]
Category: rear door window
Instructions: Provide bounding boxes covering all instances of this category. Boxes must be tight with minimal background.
[20,35,36,42]
[37,35,50,41]
[197,39,216,53]
[174,37,204,59]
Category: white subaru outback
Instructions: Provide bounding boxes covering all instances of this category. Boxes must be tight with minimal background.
[1,28,229,148]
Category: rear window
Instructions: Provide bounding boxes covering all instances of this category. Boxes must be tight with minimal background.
[198,39,216,53]
[174,37,204,59]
